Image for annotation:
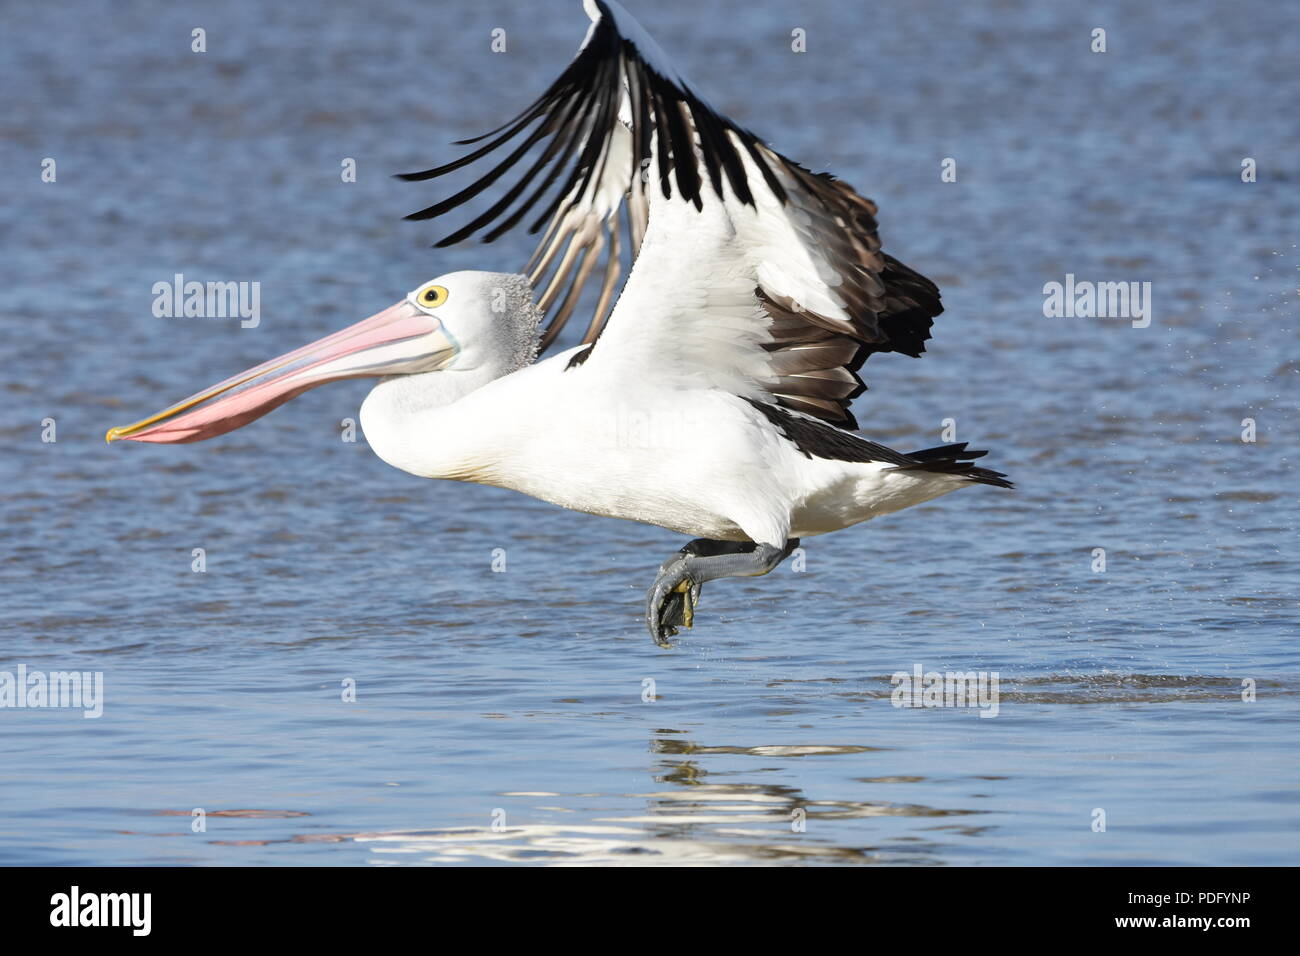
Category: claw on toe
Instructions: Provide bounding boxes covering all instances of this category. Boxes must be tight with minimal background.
[672,578,695,629]
[649,573,699,646]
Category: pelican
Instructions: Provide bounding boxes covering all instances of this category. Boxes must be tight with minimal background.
[107,0,1011,645]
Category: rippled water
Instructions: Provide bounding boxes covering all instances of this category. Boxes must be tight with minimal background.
[2,0,1297,865]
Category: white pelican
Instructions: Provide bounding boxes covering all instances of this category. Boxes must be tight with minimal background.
[107,0,1011,645]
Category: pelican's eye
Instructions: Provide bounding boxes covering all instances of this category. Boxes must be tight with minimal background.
[417,284,449,308]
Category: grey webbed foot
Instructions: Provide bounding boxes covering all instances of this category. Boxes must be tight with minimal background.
[646,538,799,646]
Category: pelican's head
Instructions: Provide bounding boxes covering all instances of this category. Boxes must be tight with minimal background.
[106,271,540,444]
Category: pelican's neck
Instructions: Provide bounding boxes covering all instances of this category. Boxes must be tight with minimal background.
[359,356,528,482]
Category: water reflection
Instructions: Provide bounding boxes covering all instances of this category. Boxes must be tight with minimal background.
[262,732,991,865]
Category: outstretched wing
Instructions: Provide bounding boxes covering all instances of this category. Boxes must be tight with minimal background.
[399,0,941,428]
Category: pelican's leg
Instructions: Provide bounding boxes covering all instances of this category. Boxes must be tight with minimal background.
[646,538,800,646]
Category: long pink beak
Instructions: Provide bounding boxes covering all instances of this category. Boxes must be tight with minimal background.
[106,299,456,444]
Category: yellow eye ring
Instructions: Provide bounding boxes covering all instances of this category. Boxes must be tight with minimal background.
[417,284,449,307]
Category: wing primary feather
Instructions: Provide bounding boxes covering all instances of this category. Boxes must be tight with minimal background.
[626,61,650,189]
[525,45,619,235]
[543,229,604,349]
[585,217,623,343]
[537,217,597,315]
[512,75,610,242]
[432,13,617,151]
[526,205,569,281]
[647,75,675,199]
[446,87,594,244]
[736,136,788,205]
[395,98,552,184]
[418,45,621,231]
[407,117,556,225]
[662,91,702,208]
[687,100,724,198]
[691,101,752,205]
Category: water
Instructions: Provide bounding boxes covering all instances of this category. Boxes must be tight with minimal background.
[1,0,1297,866]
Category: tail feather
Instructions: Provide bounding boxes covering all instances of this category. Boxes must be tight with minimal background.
[895,442,1014,489]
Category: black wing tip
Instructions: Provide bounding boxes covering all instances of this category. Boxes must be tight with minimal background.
[746,398,1014,488]
[565,343,595,369]
[962,468,1015,490]
[394,167,446,183]
[746,398,907,465]
[899,443,1013,489]
[833,406,861,430]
